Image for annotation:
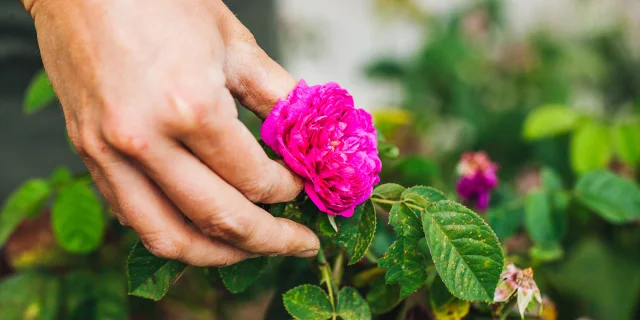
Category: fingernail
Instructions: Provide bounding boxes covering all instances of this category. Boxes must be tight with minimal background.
[295,249,319,258]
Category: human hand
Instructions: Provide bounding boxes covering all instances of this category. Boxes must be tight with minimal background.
[25,0,319,266]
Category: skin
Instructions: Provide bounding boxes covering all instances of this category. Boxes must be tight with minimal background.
[21,0,320,266]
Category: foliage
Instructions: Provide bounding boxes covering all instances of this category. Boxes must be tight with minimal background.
[3,0,640,319]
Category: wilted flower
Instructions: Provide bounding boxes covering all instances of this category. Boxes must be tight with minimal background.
[261,80,381,217]
[455,151,498,211]
[494,263,542,319]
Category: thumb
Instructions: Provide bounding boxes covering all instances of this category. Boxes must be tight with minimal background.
[217,6,297,119]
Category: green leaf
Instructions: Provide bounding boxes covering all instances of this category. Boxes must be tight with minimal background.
[612,122,640,166]
[49,167,73,188]
[318,213,338,236]
[24,69,57,114]
[378,203,426,298]
[421,201,503,302]
[575,170,640,223]
[432,298,470,320]
[487,204,524,241]
[282,285,333,320]
[541,167,563,192]
[365,277,401,315]
[378,141,400,159]
[0,179,51,246]
[337,200,377,264]
[270,203,286,217]
[372,183,406,200]
[401,186,447,202]
[52,182,105,253]
[0,272,60,320]
[430,275,454,309]
[524,190,558,245]
[336,287,371,320]
[523,105,580,140]
[127,241,187,301]
[529,243,564,263]
[219,257,269,293]
[570,122,612,174]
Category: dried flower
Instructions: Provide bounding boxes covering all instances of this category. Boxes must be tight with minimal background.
[494,263,543,319]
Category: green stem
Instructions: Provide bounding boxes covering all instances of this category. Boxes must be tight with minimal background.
[320,263,337,320]
[332,251,344,286]
[497,298,518,320]
[364,250,378,264]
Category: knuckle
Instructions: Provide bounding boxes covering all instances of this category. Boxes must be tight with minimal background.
[199,211,253,243]
[241,178,275,203]
[164,86,232,132]
[102,120,148,156]
[139,232,184,260]
[77,128,103,159]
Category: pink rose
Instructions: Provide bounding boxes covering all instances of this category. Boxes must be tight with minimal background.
[260,80,381,217]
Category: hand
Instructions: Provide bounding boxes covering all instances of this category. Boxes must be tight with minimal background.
[26,0,320,266]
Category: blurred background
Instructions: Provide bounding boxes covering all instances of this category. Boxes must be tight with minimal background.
[1,0,640,319]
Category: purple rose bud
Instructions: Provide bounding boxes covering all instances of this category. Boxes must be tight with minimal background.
[455,151,498,211]
[260,80,381,217]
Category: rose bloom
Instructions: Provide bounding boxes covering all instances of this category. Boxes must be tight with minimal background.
[455,151,498,211]
[261,80,381,217]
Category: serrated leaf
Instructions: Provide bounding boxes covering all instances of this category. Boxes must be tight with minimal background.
[219,257,269,293]
[337,200,377,264]
[127,241,187,301]
[524,190,558,245]
[570,122,612,174]
[0,272,60,320]
[612,122,640,166]
[52,182,105,253]
[523,105,580,140]
[0,179,51,246]
[336,287,371,320]
[366,277,401,315]
[24,69,56,114]
[401,186,447,202]
[421,201,503,302]
[575,170,640,223]
[372,183,405,200]
[378,203,426,298]
[283,285,333,320]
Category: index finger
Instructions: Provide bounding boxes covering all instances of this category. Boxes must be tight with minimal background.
[106,128,319,257]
